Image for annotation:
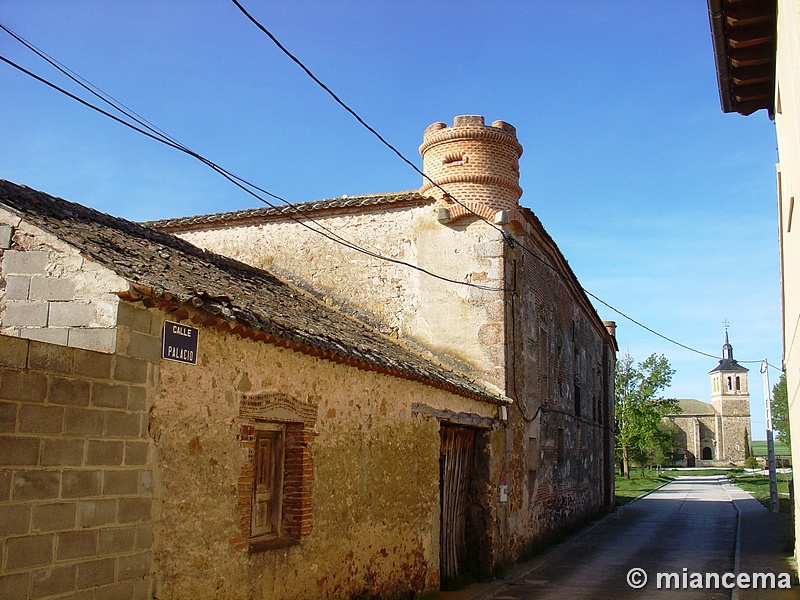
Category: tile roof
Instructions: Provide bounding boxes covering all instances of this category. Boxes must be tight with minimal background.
[145,191,433,231]
[667,399,717,416]
[0,180,504,405]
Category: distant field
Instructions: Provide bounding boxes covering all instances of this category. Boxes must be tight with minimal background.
[751,440,791,460]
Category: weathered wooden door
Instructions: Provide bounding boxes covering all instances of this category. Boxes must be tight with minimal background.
[252,429,284,538]
[440,425,477,582]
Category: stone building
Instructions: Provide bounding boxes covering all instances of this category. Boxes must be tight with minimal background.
[0,180,506,599]
[151,115,619,561]
[0,114,617,599]
[665,332,752,465]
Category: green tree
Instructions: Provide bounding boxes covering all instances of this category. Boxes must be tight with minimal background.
[772,373,790,447]
[744,428,752,459]
[615,353,678,478]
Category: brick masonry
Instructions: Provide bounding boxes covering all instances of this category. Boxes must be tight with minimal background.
[419,115,524,213]
[0,302,157,600]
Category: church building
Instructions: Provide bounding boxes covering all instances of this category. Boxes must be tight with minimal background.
[666,331,752,466]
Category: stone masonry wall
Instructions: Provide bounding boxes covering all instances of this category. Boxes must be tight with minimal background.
[149,313,501,600]
[174,206,508,389]
[0,300,158,599]
[501,230,614,560]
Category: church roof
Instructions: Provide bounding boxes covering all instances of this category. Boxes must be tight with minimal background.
[144,191,433,231]
[668,399,718,416]
[0,180,505,405]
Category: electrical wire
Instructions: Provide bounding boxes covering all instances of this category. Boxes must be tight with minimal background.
[229,3,785,372]
[1,22,782,371]
[229,0,517,246]
[0,29,507,293]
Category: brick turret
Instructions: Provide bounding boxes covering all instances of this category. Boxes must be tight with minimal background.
[419,115,524,218]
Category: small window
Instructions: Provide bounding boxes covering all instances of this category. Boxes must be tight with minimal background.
[442,152,467,166]
[727,376,732,391]
[735,376,741,392]
[252,427,285,539]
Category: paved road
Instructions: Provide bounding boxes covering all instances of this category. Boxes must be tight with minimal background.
[469,476,797,600]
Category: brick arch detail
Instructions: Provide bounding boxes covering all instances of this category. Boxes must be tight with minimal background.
[233,392,317,550]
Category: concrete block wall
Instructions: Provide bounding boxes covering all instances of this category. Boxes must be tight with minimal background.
[0,220,122,354]
[0,301,158,600]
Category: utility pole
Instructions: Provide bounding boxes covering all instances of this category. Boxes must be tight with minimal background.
[761,360,779,512]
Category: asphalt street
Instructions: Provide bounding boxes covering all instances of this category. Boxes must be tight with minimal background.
[445,475,798,600]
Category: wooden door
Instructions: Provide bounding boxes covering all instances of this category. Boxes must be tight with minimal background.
[440,425,476,582]
[252,429,284,538]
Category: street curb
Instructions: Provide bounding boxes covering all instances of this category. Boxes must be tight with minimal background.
[444,477,675,600]
[615,477,673,514]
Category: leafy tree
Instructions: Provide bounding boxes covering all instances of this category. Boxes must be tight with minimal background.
[651,420,680,471]
[772,373,790,447]
[615,353,678,478]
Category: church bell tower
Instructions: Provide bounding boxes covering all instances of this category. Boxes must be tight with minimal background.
[709,329,752,462]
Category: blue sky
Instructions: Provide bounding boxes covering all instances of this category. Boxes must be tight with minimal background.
[0,2,782,438]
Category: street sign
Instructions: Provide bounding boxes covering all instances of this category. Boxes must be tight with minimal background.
[162,320,199,365]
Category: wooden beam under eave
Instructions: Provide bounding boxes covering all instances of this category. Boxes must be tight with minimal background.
[726,5,773,27]
[728,33,774,50]
[731,66,773,85]
[729,40,773,64]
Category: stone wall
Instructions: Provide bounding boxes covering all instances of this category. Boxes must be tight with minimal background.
[167,203,615,571]
[0,302,158,599]
[149,311,502,600]
[501,226,615,559]
[173,205,508,389]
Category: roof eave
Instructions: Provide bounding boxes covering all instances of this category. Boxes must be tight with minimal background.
[707,0,777,118]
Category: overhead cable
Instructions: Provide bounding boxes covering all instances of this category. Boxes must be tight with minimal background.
[229,4,783,370]
[0,26,507,293]
[2,22,781,370]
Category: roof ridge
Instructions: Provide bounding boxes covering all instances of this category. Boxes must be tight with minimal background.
[144,190,433,230]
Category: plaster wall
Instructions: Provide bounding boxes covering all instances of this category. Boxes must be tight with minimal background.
[774,0,800,565]
[174,206,507,389]
[150,314,501,600]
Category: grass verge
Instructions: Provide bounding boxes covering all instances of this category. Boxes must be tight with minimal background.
[728,471,793,513]
[615,471,673,506]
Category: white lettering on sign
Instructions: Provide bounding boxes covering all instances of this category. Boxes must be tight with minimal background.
[166,346,195,362]
[162,320,199,365]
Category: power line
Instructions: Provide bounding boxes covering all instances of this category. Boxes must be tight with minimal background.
[229,0,516,246]
[2,23,781,371]
[229,3,785,371]
[0,28,507,293]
